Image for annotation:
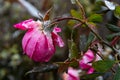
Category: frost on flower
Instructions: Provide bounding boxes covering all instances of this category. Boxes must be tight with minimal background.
[14,19,64,62]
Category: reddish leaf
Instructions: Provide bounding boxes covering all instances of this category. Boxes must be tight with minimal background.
[43,8,52,21]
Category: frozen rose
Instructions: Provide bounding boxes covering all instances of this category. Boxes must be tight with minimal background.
[14,19,64,62]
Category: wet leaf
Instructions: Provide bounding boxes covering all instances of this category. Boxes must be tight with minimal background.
[85,32,95,50]
[25,64,58,75]
[113,66,120,80]
[92,60,115,73]
[106,24,120,32]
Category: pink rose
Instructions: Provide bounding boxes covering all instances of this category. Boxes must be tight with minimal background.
[14,19,64,62]
[79,49,95,74]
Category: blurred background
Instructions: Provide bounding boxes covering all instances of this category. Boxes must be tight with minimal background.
[0,0,120,80]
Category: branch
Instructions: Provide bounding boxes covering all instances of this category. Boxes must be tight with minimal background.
[52,17,84,23]
[75,0,86,19]
[86,22,118,54]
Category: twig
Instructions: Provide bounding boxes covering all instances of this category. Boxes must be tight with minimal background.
[52,17,84,23]
[75,0,86,19]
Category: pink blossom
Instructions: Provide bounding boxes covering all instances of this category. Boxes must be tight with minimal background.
[62,67,80,80]
[79,49,95,74]
[14,19,64,62]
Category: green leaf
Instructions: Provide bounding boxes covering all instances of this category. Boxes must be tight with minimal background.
[68,40,79,59]
[71,9,82,19]
[113,66,120,80]
[85,32,95,50]
[81,73,103,80]
[106,24,120,32]
[107,32,120,40]
[114,6,120,19]
[88,14,103,23]
[92,60,115,73]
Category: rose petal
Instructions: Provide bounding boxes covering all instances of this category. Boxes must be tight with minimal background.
[31,32,49,62]
[62,72,69,80]
[81,50,95,63]
[22,28,41,58]
[68,67,80,80]
[87,67,94,74]
[52,27,64,47]
[14,19,38,30]
[79,60,92,69]
[31,30,55,62]
[53,27,61,33]
[43,31,55,62]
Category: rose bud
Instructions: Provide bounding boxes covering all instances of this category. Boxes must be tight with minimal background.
[14,19,64,62]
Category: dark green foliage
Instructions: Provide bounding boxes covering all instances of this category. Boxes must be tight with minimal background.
[68,40,79,59]
[85,32,95,50]
[106,24,120,32]
[92,60,115,73]
[81,72,103,80]
[113,66,120,80]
